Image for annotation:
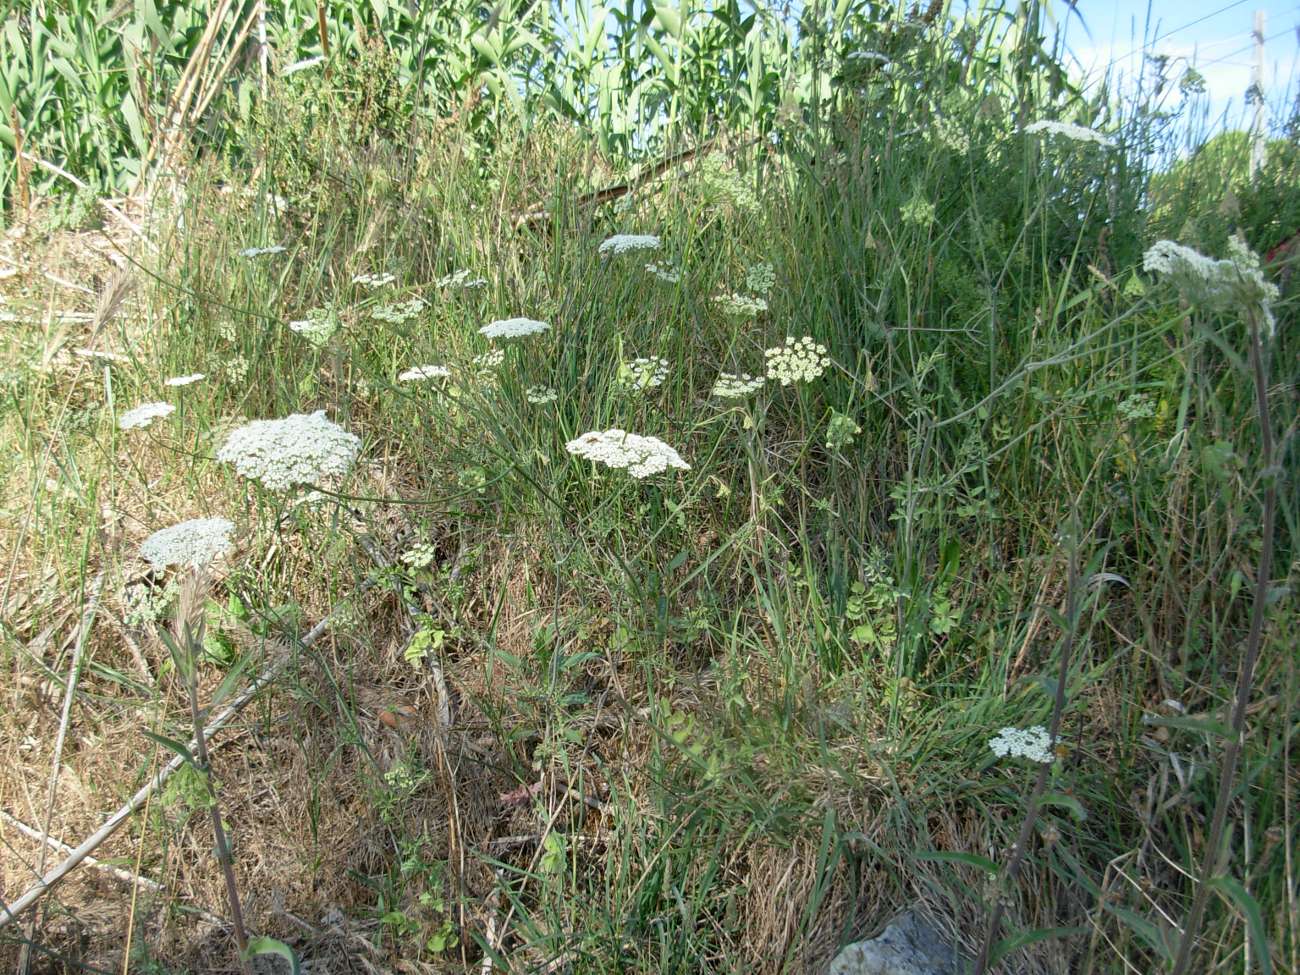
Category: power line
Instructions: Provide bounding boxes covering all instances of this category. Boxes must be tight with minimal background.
[1098,0,1255,70]
[1195,27,1297,71]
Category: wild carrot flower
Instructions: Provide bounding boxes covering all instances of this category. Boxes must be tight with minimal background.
[288,309,338,347]
[165,373,206,387]
[745,262,776,296]
[223,355,250,383]
[398,364,450,382]
[216,410,361,491]
[988,726,1055,764]
[598,234,661,257]
[1023,120,1114,148]
[352,272,395,288]
[825,411,861,450]
[140,517,235,571]
[239,245,285,258]
[473,349,505,372]
[436,269,488,289]
[526,385,558,404]
[711,372,765,399]
[480,317,549,340]
[645,262,681,283]
[565,429,689,478]
[900,194,936,226]
[765,336,830,385]
[401,543,438,569]
[716,292,768,316]
[1143,235,1278,331]
[618,356,670,391]
[119,402,175,430]
[371,298,427,324]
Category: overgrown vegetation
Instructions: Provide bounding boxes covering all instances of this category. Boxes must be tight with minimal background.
[1,2,1296,974]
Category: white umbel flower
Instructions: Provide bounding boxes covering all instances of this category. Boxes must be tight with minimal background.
[480,317,549,340]
[165,373,206,387]
[599,234,661,257]
[645,262,681,283]
[988,726,1055,764]
[371,298,427,324]
[565,429,689,479]
[239,245,285,258]
[526,385,558,404]
[74,347,128,364]
[711,372,766,399]
[216,410,361,491]
[119,401,175,430]
[352,272,395,288]
[1144,235,1278,331]
[765,336,831,385]
[716,292,768,316]
[140,517,235,571]
[619,356,670,391]
[1023,120,1114,148]
[398,364,450,382]
[288,309,338,347]
[473,349,505,372]
[435,269,488,289]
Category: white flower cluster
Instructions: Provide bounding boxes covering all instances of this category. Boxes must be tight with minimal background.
[619,356,670,391]
[223,355,250,382]
[239,245,285,258]
[436,269,488,289]
[526,385,558,404]
[645,262,681,284]
[140,517,236,572]
[565,429,690,479]
[988,725,1055,764]
[371,298,427,324]
[165,373,205,387]
[480,317,550,340]
[765,336,830,386]
[473,349,505,372]
[846,50,891,66]
[745,262,776,297]
[282,55,323,76]
[1143,236,1278,331]
[288,309,338,347]
[398,364,450,382]
[598,234,661,257]
[216,410,361,491]
[352,272,395,288]
[119,401,175,430]
[401,543,437,570]
[711,372,766,399]
[1023,120,1114,148]
[716,292,768,316]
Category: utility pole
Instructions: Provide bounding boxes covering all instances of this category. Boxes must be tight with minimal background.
[1249,10,1266,178]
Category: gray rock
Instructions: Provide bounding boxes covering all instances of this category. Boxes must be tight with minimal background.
[829,908,962,975]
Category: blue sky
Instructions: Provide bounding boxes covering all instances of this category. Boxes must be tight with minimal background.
[1059,1,1299,130]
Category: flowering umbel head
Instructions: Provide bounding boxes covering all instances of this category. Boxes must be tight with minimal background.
[140,517,235,572]
[1143,235,1278,334]
[120,402,175,430]
[988,725,1055,764]
[565,429,689,479]
[216,410,361,491]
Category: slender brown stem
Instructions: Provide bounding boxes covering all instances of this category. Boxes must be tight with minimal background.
[975,542,1080,974]
[1170,309,1277,974]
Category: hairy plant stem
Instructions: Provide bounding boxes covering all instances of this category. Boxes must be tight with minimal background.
[1170,309,1276,975]
[974,545,1080,974]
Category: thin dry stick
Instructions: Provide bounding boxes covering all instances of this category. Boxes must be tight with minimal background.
[974,543,1081,974]
[0,811,163,895]
[1170,307,1278,975]
[0,613,335,930]
[17,572,103,974]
